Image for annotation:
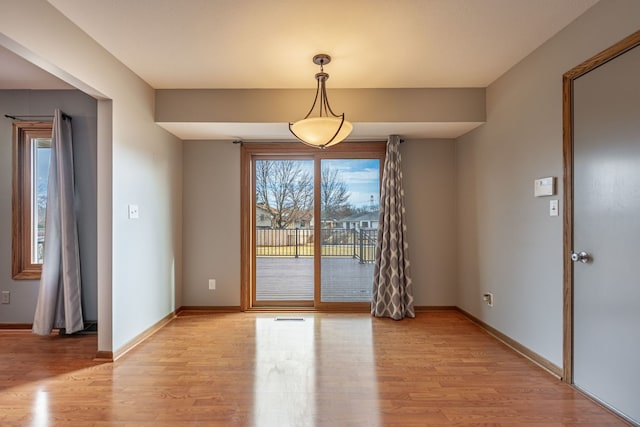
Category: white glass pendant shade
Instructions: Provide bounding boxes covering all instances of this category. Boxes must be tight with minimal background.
[289,54,352,148]
[290,116,353,148]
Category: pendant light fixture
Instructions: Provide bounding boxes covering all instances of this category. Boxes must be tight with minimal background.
[289,54,352,149]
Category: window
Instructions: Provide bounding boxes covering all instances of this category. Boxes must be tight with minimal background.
[12,121,52,279]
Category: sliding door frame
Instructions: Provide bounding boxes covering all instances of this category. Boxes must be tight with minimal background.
[240,141,386,311]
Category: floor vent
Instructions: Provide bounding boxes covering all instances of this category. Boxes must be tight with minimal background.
[274,317,305,321]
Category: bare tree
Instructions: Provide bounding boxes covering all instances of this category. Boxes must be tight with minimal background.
[255,160,274,214]
[255,160,313,229]
[255,160,352,228]
[321,166,350,220]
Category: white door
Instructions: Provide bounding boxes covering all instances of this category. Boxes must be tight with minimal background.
[572,44,640,424]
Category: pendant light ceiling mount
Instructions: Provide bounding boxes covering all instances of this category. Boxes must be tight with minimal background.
[312,53,331,67]
[289,54,353,149]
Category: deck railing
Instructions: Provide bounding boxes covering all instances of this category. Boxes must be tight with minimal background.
[256,228,377,263]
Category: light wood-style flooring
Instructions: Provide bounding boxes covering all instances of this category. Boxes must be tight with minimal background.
[0,311,629,426]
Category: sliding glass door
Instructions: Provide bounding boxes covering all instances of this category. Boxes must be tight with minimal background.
[320,159,380,303]
[241,143,385,310]
[254,158,315,305]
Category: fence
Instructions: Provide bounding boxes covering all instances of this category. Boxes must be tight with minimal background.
[255,228,377,263]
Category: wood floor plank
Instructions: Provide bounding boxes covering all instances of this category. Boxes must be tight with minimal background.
[0,312,631,426]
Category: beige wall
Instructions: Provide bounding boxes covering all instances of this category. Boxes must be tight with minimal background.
[456,0,640,367]
[401,139,457,306]
[180,139,457,307]
[182,141,241,306]
[156,88,485,124]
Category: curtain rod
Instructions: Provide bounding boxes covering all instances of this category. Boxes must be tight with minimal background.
[231,139,405,144]
[4,113,72,121]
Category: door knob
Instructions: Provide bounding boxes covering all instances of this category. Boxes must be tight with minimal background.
[571,251,591,263]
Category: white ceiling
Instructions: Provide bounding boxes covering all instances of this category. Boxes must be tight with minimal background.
[2,0,598,139]
[46,0,598,89]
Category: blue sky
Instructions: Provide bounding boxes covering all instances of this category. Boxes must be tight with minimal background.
[258,158,381,209]
[322,159,380,208]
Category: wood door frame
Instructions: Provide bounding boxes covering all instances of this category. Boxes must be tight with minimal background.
[562,30,640,383]
[240,141,386,311]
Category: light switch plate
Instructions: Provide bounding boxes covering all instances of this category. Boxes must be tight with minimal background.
[534,177,555,197]
[549,199,559,216]
[128,204,139,219]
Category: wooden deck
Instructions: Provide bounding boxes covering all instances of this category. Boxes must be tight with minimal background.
[256,257,374,302]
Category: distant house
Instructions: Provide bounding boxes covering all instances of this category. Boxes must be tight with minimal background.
[290,210,313,229]
[320,218,339,229]
[342,211,379,230]
[256,203,312,229]
[255,204,273,229]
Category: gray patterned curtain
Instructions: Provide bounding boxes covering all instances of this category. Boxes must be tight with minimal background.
[32,109,84,335]
[371,135,415,320]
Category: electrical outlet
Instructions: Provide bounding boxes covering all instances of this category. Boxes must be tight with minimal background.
[128,204,139,219]
[483,292,493,307]
[208,279,216,290]
[1,291,10,304]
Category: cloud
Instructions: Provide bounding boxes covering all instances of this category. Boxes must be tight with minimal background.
[321,160,380,207]
[340,168,380,185]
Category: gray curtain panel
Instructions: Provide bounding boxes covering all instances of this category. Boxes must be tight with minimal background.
[371,135,415,320]
[32,109,84,335]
